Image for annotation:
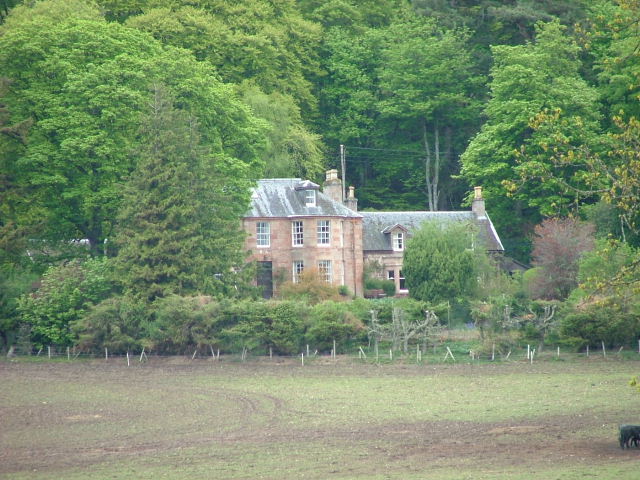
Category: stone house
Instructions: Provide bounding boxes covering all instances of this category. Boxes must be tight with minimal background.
[243,171,503,298]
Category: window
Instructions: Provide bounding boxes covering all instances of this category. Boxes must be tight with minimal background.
[387,270,395,282]
[393,232,404,251]
[399,270,406,291]
[292,221,304,246]
[256,222,270,247]
[293,260,304,283]
[317,220,330,245]
[305,189,316,207]
[318,260,332,283]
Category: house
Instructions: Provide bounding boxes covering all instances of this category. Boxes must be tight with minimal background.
[242,172,364,298]
[243,170,504,298]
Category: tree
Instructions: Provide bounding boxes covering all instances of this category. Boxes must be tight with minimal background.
[528,217,595,300]
[112,85,255,302]
[123,0,323,117]
[378,17,483,211]
[403,222,482,303]
[0,0,264,255]
[460,21,601,259]
[16,257,113,348]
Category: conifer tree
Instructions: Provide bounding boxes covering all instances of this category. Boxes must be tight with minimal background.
[113,85,252,302]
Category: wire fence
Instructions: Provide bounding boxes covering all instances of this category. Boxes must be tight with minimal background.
[4,340,640,366]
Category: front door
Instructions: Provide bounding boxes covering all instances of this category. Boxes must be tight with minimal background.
[257,261,273,299]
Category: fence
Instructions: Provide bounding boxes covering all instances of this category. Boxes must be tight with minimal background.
[5,340,640,367]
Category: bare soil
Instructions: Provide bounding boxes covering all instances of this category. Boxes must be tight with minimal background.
[1,358,638,478]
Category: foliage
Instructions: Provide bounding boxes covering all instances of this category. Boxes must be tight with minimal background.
[461,20,601,259]
[0,265,38,349]
[559,299,640,348]
[305,299,368,351]
[112,85,257,302]
[123,0,322,117]
[17,257,114,348]
[0,0,264,255]
[403,222,483,303]
[363,260,396,297]
[529,217,595,300]
[73,295,148,354]
[238,83,324,180]
[278,268,345,304]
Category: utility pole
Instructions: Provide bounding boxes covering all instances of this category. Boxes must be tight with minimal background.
[340,144,346,201]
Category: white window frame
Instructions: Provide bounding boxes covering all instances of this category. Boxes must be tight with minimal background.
[318,260,332,283]
[393,231,404,251]
[305,189,316,207]
[317,220,330,246]
[292,220,304,246]
[387,270,395,281]
[293,260,304,283]
[399,270,407,291]
[256,221,270,247]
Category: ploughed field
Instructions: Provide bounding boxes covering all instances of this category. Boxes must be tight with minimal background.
[1,357,639,479]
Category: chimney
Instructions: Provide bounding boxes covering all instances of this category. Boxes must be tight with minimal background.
[323,169,343,203]
[345,185,358,211]
[472,186,486,218]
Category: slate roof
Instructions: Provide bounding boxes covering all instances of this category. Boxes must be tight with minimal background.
[247,179,362,218]
[361,211,504,252]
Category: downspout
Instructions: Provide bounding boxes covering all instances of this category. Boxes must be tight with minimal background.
[352,219,357,296]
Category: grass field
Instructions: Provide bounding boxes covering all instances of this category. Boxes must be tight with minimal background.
[1,355,640,479]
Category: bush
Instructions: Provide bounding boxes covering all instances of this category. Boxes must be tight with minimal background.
[73,296,148,354]
[559,301,640,348]
[278,269,344,304]
[18,258,114,348]
[305,300,367,352]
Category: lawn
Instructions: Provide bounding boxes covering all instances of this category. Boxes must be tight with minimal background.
[1,356,639,479]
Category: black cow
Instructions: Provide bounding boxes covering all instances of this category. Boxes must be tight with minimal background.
[619,424,640,449]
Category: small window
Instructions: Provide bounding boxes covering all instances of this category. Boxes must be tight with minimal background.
[256,222,270,247]
[399,270,406,291]
[305,189,316,207]
[393,232,404,251]
[318,260,332,283]
[317,220,330,245]
[293,260,304,283]
[387,270,395,281]
[292,221,304,246]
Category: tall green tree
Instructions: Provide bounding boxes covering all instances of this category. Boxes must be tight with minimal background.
[378,17,483,210]
[113,86,256,302]
[123,0,323,117]
[403,222,482,304]
[460,20,601,259]
[0,0,263,255]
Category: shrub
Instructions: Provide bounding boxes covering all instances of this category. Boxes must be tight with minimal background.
[73,296,148,354]
[305,300,367,352]
[278,269,344,304]
[18,258,114,348]
[559,300,640,348]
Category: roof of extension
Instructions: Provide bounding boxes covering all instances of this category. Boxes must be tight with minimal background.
[360,211,504,252]
[246,179,362,218]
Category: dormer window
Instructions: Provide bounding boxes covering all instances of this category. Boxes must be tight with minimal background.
[305,189,316,207]
[294,180,319,208]
[382,224,408,252]
[393,232,404,251]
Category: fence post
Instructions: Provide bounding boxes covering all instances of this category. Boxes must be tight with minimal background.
[301,352,304,366]
[586,344,589,357]
[602,341,606,358]
[492,343,495,361]
[126,350,130,367]
[67,347,70,361]
[333,339,336,359]
[557,346,560,358]
[48,346,51,360]
[105,347,108,360]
